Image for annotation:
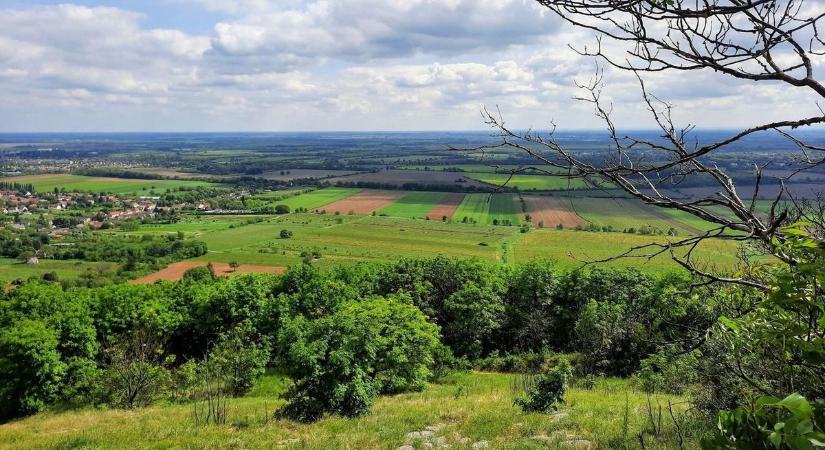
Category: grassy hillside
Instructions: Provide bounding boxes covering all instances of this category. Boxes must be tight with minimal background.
[0,372,698,450]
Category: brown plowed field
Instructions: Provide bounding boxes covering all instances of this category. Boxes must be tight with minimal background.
[524,196,587,228]
[319,190,406,215]
[427,193,466,220]
[130,261,286,284]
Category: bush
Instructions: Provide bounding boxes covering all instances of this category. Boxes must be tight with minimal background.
[0,320,66,420]
[277,296,441,421]
[209,321,270,397]
[280,229,293,239]
[514,358,573,413]
[274,205,290,214]
[183,266,215,282]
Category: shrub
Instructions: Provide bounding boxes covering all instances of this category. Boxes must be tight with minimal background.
[0,320,66,420]
[274,204,290,214]
[183,266,215,282]
[277,296,441,421]
[514,358,573,413]
[280,229,293,239]
[208,321,270,397]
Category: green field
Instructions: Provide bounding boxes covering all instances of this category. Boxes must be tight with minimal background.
[0,371,697,450]
[378,191,447,218]
[466,172,590,190]
[488,193,522,225]
[512,228,742,272]
[0,258,116,283]
[2,174,214,195]
[453,193,491,224]
[274,187,360,210]
[569,197,712,234]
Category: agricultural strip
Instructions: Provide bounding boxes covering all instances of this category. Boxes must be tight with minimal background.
[523,196,587,229]
[465,172,589,190]
[378,191,448,218]
[274,187,361,211]
[427,193,466,220]
[453,193,491,224]
[320,190,406,215]
[130,261,285,284]
[571,197,705,234]
[488,193,522,225]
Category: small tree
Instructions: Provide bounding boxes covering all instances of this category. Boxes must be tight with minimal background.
[209,321,270,397]
[228,261,240,273]
[280,229,293,239]
[274,204,290,214]
[100,328,172,409]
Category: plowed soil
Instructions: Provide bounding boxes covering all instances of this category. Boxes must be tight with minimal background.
[427,193,466,220]
[524,196,587,228]
[130,261,285,284]
[319,190,406,215]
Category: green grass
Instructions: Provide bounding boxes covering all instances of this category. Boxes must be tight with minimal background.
[188,214,514,268]
[512,228,742,274]
[0,258,117,283]
[275,188,361,210]
[378,192,447,218]
[2,174,214,195]
[454,194,491,224]
[488,194,522,226]
[465,172,589,191]
[0,372,701,450]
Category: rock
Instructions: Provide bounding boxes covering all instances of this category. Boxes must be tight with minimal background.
[550,412,569,422]
[422,443,434,449]
[276,438,299,446]
[397,446,415,450]
[472,441,489,449]
[434,436,448,447]
[457,437,471,445]
[561,439,593,450]
[426,423,446,432]
[405,431,424,441]
[421,430,436,439]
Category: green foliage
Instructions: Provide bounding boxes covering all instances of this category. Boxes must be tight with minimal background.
[0,320,67,420]
[702,393,825,450]
[278,296,441,421]
[280,228,293,239]
[443,282,504,359]
[208,321,271,397]
[514,358,573,413]
[182,265,215,282]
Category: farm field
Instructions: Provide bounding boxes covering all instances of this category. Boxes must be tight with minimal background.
[327,169,489,189]
[1,174,214,194]
[260,169,360,181]
[488,193,522,225]
[0,372,697,450]
[320,190,405,215]
[523,195,587,229]
[129,261,285,284]
[569,197,708,234]
[465,172,590,190]
[377,191,449,218]
[453,193,491,224]
[0,258,116,283]
[427,192,465,220]
[270,187,360,211]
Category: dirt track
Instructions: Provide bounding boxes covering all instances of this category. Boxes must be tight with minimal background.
[523,196,587,228]
[319,190,406,215]
[130,262,286,284]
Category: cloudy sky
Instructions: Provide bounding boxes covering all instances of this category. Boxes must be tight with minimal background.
[0,0,821,132]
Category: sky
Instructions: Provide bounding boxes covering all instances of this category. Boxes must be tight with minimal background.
[0,0,822,132]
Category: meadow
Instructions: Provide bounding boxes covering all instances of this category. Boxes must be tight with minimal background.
[0,372,697,450]
[465,172,590,191]
[378,191,450,218]
[2,174,213,195]
[0,258,116,283]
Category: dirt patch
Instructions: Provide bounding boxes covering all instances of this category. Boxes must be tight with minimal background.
[319,190,406,215]
[130,261,285,284]
[427,193,466,220]
[523,196,587,228]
